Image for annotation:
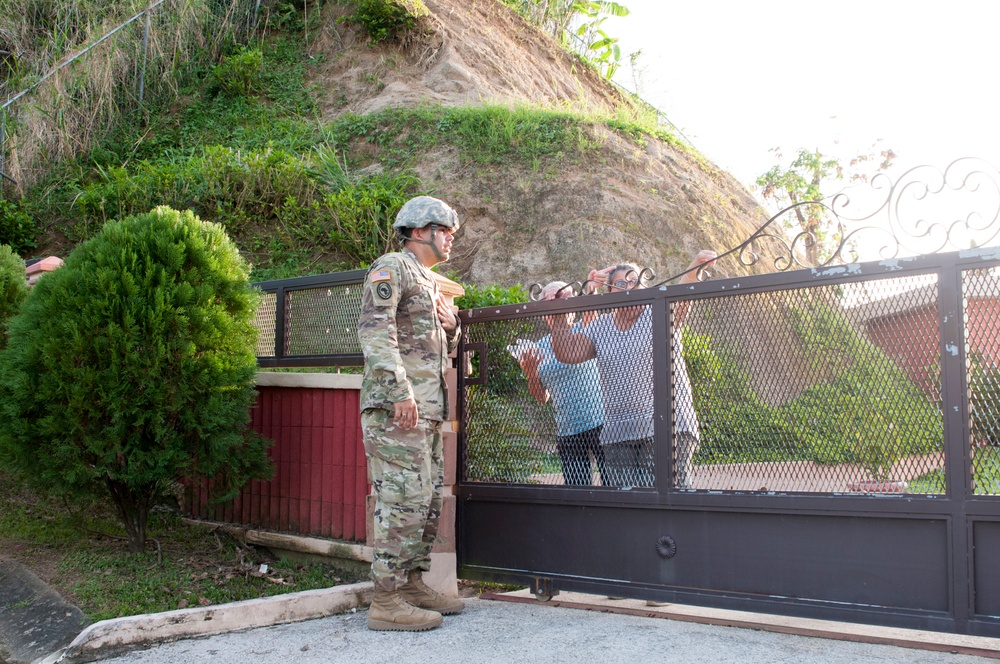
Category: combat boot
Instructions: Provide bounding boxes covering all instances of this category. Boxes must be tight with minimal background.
[368,586,443,631]
[399,570,466,615]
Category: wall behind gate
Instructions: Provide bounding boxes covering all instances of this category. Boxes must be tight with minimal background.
[184,373,369,543]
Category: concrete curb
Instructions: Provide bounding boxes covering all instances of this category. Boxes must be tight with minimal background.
[41,581,374,664]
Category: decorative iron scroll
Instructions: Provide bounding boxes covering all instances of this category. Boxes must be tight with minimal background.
[527,158,1000,298]
[733,157,1000,274]
[528,267,656,302]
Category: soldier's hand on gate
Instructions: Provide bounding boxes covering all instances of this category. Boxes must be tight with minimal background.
[393,398,419,429]
[436,295,458,331]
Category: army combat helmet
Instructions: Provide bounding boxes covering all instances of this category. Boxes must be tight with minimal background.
[393,196,460,262]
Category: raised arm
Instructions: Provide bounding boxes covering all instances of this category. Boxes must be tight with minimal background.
[549,313,597,364]
[518,348,549,405]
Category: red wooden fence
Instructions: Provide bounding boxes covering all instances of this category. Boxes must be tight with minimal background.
[185,384,369,543]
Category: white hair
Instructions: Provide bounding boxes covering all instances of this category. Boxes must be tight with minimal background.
[540,280,570,301]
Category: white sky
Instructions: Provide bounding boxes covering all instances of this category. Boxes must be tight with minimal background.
[607,0,1000,192]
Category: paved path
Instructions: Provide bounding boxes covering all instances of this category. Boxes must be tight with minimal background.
[0,560,87,664]
[97,596,996,664]
[532,454,947,492]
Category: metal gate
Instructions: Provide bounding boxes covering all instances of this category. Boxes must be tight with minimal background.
[455,163,1000,636]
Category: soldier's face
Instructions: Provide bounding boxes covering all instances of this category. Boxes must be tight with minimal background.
[428,224,455,259]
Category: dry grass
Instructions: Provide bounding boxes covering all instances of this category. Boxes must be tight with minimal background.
[1,0,259,192]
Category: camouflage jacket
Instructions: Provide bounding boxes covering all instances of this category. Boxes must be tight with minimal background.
[358,249,460,421]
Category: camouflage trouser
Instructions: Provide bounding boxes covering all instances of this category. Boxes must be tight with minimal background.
[361,408,443,591]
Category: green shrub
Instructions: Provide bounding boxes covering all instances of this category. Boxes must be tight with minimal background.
[969,352,1000,446]
[683,330,807,464]
[72,144,424,272]
[212,46,265,97]
[454,282,528,310]
[307,147,421,264]
[465,387,545,483]
[783,297,942,470]
[270,0,324,31]
[683,297,942,472]
[75,146,315,229]
[0,206,272,552]
[0,244,28,349]
[344,0,422,46]
[0,197,36,254]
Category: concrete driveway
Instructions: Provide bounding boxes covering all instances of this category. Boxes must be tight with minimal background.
[95,592,1000,664]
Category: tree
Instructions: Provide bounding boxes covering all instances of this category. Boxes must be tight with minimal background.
[0,207,272,552]
[756,145,896,266]
[0,244,28,349]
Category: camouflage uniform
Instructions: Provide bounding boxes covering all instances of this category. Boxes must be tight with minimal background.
[358,247,460,591]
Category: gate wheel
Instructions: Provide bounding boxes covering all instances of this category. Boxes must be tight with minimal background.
[531,577,558,602]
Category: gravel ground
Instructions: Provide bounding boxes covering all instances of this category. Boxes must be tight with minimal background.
[97,597,993,664]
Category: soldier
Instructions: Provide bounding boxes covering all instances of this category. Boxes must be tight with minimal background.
[357,196,465,631]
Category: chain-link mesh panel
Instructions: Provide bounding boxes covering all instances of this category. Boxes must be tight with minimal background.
[674,275,944,494]
[464,305,654,487]
[284,285,363,356]
[964,268,1000,495]
[253,291,277,358]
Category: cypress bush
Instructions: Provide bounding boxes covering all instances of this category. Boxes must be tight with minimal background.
[0,207,272,551]
[0,244,28,349]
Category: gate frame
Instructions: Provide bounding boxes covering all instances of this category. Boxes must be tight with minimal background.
[455,247,1000,636]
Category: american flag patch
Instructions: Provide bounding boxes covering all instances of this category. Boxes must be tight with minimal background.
[370,270,391,282]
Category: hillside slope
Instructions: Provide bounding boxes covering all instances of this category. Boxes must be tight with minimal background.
[6,0,774,288]
[310,0,623,116]
[304,0,770,285]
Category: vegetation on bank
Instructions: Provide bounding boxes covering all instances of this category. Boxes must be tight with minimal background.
[0,244,28,348]
[2,4,677,279]
[685,294,943,483]
[0,471,368,622]
[0,208,272,552]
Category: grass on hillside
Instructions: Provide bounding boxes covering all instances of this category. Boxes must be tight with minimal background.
[0,471,368,622]
[11,29,687,282]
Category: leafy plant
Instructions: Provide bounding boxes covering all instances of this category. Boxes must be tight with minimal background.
[0,244,28,349]
[465,386,545,483]
[343,0,427,46]
[968,352,1000,446]
[212,46,265,97]
[0,206,272,552]
[683,296,942,471]
[454,281,528,310]
[683,329,807,464]
[307,145,422,264]
[0,197,36,254]
[271,0,324,32]
[499,0,629,79]
[783,297,942,467]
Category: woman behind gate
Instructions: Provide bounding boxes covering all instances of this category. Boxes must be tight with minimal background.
[517,280,607,485]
